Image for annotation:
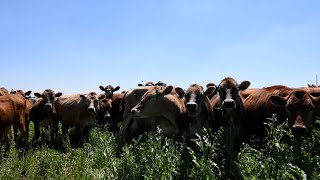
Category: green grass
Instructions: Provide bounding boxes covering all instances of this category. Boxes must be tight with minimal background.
[0,117,320,179]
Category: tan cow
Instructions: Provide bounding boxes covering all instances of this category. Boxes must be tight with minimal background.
[54,92,105,143]
[128,85,186,137]
[119,86,157,137]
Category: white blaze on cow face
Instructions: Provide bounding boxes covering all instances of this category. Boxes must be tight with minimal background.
[222,88,236,111]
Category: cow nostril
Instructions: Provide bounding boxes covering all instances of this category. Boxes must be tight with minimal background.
[131,109,136,114]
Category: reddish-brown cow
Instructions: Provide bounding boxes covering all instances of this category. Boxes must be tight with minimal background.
[0,94,27,157]
[243,85,320,141]
[0,87,9,96]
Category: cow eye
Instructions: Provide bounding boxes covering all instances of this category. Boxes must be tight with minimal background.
[184,94,189,99]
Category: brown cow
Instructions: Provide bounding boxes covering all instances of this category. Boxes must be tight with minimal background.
[53,92,105,143]
[128,85,186,137]
[211,77,250,149]
[243,85,320,142]
[0,94,27,157]
[183,84,217,136]
[119,86,157,137]
[29,89,62,145]
[98,85,121,125]
[269,89,320,137]
[108,92,125,132]
[10,90,33,143]
[99,85,120,99]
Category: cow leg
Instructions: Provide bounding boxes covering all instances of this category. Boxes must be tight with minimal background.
[50,118,59,143]
[119,114,133,136]
[13,126,19,145]
[62,124,69,140]
[3,127,12,158]
[14,120,29,151]
[32,121,40,146]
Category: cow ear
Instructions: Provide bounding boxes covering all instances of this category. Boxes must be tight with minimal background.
[163,86,173,95]
[25,90,32,96]
[113,86,120,92]
[204,86,217,97]
[206,83,216,88]
[98,94,106,99]
[310,95,320,108]
[99,86,105,91]
[239,81,250,90]
[34,92,42,98]
[175,87,185,98]
[80,94,87,99]
[55,92,62,97]
[270,95,287,108]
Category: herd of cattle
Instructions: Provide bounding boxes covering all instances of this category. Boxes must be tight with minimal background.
[1,77,320,157]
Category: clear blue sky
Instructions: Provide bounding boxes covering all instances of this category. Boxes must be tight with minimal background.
[1,0,319,94]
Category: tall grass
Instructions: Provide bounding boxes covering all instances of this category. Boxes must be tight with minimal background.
[0,117,319,179]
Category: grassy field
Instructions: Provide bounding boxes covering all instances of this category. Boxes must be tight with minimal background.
[0,116,319,180]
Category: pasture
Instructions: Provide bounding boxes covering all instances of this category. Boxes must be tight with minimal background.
[0,116,319,179]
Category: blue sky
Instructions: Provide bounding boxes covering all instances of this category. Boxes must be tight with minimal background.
[1,0,319,94]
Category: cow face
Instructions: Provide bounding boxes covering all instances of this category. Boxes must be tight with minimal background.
[270,90,320,137]
[98,94,112,118]
[99,85,120,99]
[80,92,101,113]
[218,77,250,111]
[34,89,62,112]
[184,84,216,117]
[131,86,173,118]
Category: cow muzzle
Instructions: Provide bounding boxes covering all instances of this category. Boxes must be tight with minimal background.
[88,106,96,113]
[187,102,199,116]
[222,99,236,110]
[292,124,307,136]
[44,103,52,109]
[131,108,141,117]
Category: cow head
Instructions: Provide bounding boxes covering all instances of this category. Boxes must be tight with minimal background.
[97,94,112,118]
[270,90,320,137]
[155,81,167,86]
[79,92,102,113]
[11,89,32,99]
[184,84,216,117]
[217,77,250,112]
[34,89,62,112]
[99,85,120,99]
[131,86,180,118]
